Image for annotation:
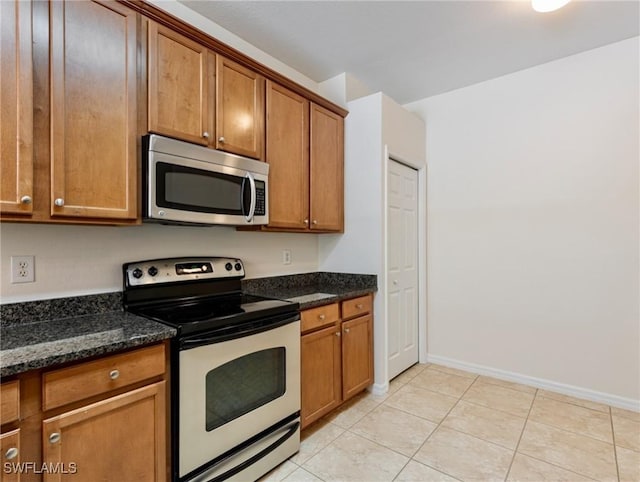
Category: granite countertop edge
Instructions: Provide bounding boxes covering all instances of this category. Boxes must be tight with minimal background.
[0,311,176,378]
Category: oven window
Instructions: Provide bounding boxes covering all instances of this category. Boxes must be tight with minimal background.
[157,162,244,215]
[205,348,286,432]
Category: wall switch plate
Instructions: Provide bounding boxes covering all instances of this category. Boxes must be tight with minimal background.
[11,255,35,283]
[282,249,292,265]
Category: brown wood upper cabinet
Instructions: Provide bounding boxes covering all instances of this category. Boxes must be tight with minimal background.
[148,22,211,145]
[310,103,344,232]
[0,0,33,216]
[148,24,265,160]
[216,56,265,159]
[49,0,138,220]
[262,83,344,232]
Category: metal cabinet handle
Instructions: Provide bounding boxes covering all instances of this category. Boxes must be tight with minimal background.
[356,303,363,309]
[335,332,341,337]
[218,136,225,143]
[54,198,64,207]
[318,314,325,320]
[109,369,120,380]
[49,433,61,444]
[393,280,399,285]
[5,447,18,460]
[20,195,32,204]
[202,131,210,138]
[303,219,309,225]
[344,328,350,334]
[312,220,318,225]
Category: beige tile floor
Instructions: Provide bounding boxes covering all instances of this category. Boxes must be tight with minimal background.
[261,363,640,482]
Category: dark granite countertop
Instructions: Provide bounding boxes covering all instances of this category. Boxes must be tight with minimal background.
[0,293,176,377]
[243,272,377,310]
[0,271,375,377]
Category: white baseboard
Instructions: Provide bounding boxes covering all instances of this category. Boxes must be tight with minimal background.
[370,382,389,396]
[426,354,640,412]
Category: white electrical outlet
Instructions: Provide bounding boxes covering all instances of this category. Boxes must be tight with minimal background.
[11,255,35,283]
[282,249,292,265]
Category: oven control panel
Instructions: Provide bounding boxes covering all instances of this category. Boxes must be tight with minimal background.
[124,257,245,286]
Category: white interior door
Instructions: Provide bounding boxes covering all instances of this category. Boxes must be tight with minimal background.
[387,159,419,380]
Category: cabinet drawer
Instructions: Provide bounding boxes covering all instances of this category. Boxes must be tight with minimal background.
[43,344,165,411]
[341,295,372,320]
[301,303,340,333]
[1,380,20,424]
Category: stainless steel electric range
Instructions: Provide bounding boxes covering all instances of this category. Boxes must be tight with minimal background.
[123,257,300,482]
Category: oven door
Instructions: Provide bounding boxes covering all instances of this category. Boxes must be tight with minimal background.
[178,315,300,479]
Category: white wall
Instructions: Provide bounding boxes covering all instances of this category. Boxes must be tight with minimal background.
[406,37,639,404]
[0,223,318,303]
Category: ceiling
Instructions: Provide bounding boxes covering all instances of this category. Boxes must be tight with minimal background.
[178,0,639,105]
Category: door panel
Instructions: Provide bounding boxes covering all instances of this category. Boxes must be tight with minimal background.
[387,160,419,379]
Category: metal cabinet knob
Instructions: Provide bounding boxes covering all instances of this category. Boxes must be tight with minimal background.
[318,314,325,320]
[54,198,64,207]
[218,136,225,143]
[202,131,210,138]
[303,219,309,225]
[312,220,318,225]
[20,195,32,204]
[335,332,341,337]
[5,447,18,460]
[49,433,61,444]
[344,328,350,334]
[356,303,363,309]
[109,369,120,380]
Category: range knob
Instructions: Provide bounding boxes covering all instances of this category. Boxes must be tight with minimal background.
[225,263,233,271]
[148,266,158,277]
[234,263,242,271]
[132,268,143,279]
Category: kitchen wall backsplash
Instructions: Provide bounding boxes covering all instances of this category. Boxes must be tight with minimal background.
[0,223,319,303]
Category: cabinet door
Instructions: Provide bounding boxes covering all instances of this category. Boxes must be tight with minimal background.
[42,382,166,482]
[50,0,137,220]
[0,429,20,482]
[0,0,33,215]
[148,22,211,145]
[342,315,373,401]
[216,56,265,160]
[301,324,342,428]
[309,103,344,232]
[265,81,309,229]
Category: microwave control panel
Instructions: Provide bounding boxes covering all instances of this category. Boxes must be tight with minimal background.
[255,181,266,216]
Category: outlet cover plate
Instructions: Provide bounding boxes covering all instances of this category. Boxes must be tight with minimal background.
[11,255,35,283]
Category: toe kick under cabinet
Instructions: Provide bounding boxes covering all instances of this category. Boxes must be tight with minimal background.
[300,294,373,428]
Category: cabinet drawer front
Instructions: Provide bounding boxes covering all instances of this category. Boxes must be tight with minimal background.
[43,344,165,411]
[301,303,340,333]
[341,295,372,320]
[1,380,20,424]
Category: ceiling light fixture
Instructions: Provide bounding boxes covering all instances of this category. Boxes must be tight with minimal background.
[531,0,571,13]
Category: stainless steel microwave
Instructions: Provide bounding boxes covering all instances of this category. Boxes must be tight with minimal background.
[143,134,269,226]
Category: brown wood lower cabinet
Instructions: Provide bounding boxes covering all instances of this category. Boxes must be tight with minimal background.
[300,294,374,429]
[0,342,169,482]
[42,382,166,482]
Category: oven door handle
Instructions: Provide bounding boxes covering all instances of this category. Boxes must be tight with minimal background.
[180,313,300,349]
[191,420,300,482]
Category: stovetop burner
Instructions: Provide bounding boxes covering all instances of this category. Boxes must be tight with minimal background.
[122,257,299,337]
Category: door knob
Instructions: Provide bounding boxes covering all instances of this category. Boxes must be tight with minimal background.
[54,198,64,207]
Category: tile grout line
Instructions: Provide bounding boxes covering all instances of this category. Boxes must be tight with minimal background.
[400,373,481,479]
[503,387,538,481]
[610,405,621,482]
[522,391,620,446]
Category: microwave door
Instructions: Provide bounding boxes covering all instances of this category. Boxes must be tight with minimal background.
[242,173,257,222]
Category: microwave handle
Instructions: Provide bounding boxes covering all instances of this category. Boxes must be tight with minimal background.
[244,172,256,222]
